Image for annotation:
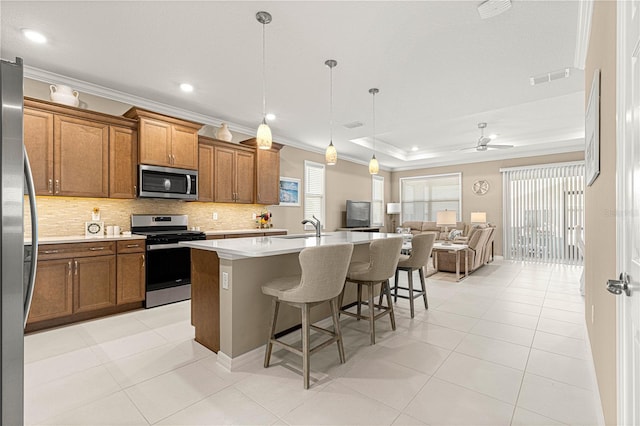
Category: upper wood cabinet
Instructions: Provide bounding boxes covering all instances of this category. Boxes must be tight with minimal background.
[23,98,137,198]
[199,137,255,204]
[124,107,202,170]
[198,143,214,202]
[240,138,283,205]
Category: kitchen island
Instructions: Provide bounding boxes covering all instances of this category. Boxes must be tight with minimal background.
[180,231,401,370]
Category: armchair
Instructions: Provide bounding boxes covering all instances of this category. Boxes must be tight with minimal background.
[437,228,492,274]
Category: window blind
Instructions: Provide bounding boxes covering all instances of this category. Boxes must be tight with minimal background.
[400,173,461,222]
[371,175,384,226]
[304,160,325,228]
[501,161,585,265]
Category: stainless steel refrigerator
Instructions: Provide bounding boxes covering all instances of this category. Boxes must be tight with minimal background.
[1,57,39,424]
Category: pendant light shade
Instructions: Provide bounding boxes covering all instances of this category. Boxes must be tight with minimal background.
[256,11,272,150]
[369,88,379,175]
[324,59,338,165]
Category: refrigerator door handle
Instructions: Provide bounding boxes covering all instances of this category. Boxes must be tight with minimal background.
[23,147,38,328]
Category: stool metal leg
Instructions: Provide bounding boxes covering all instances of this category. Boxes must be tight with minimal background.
[330,298,345,363]
[419,267,428,309]
[357,283,362,320]
[368,284,376,345]
[394,268,400,302]
[301,303,311,389]
[264,298,280,368]
[384,279,396,330]
[408,270,415,318]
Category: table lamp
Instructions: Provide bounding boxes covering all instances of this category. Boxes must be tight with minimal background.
[436,210,457,245]
[470,212,487,225]
[386,203,401,231]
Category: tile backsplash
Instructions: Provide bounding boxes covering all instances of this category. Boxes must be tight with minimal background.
[24,196,275,237]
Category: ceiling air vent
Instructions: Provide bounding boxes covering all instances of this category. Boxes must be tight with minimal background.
[529,68,571,86]
[343,121,363,129]
[477,0,512,19]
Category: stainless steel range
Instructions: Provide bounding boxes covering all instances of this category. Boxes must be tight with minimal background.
[131,214,206,308]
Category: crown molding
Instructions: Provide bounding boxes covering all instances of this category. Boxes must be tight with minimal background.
[574,0,594,70]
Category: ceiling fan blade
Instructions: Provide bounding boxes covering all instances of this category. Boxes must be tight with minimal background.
[457,146,479,152]
[486,144,514,149]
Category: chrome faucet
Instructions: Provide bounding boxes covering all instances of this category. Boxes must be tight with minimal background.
[301,215,322,238]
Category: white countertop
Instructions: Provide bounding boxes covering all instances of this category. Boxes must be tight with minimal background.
[204,228,287,236]
[26,235,146,245]
[179,231,402,260]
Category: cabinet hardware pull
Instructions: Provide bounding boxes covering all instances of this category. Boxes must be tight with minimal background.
[74,260,78,275]
[141,254,145,267]
[134,185,137,195]
[55,179,60,194]
[48,179,53,193]
[42,249,59,254]
[68,260,72,276]
[168,154,172,164]
[126,244,139,248]
[89,247,105,251]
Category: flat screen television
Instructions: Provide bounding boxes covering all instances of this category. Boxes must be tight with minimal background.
[346,200,371,228]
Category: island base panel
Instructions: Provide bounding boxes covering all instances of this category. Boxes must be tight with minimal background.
[191,248,220,352]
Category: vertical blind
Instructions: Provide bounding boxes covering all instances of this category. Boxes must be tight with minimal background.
[304,160,325,227]
[371,175,384,226]
[400,173,461,222]
[501,161,585,265]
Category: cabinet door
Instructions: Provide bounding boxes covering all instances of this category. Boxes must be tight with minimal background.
[198,143,214,202]
[27,259,73,323]
[235,150,255,204]
[74,256,116,313]
[109,126,138,198]
[54,115,109,197]
[24,108,54,195]
[213,146,236,203]
[138,117,171,167]
[171,124,199,170]
[117,253,145,304]
[256,148,280,205]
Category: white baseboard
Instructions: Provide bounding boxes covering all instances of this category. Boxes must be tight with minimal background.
[216,345,265,372]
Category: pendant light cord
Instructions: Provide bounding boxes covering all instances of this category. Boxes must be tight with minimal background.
[330,65,333,143]
[262,22,267,120]
[372,91,376,155]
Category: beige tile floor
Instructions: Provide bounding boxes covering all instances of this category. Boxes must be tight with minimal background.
[24,260,603,425]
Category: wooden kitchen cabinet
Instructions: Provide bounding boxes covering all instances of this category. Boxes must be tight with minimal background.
[109,126,138,198]
[116,240,146,304]
[213,142,255,203]
[198,143,214,202]
[74,255,116,313]
[124,107,202,170]
[240,138,283,205]
[27,258,73,323]
[23,98,137,199]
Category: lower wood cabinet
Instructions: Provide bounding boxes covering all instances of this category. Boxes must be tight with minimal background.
[27,259,73,323]
[117,252,146,304]
[74,255,116,313]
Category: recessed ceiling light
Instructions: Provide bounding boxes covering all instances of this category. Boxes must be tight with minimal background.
[411,146,419,152]
[265,113,276,121]
[22,29,47,44]
[179,83,193,93]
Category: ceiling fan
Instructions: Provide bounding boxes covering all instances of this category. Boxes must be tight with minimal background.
[463,122,514,151]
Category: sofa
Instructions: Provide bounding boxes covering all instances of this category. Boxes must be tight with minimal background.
[436,226,495,274]
[401,221,469,241]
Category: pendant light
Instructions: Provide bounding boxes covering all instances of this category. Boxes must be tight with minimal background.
[325,59,338,165]
[368,88,380,175]
[256,11,272,150]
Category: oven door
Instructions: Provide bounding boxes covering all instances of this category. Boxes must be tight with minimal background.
[145,243,191,292]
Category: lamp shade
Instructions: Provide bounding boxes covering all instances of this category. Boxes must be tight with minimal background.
[436,210,457,227]
[470,211,487,224]
[369,155,379,175]
[325,142,337,165]
[387,203,401,214]
[256,122,272,150]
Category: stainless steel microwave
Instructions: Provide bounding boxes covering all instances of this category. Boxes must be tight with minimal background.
[138,165,198,200]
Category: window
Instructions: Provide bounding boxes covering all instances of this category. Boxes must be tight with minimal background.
[502,161,585,264]
[400,173,461,223]
[371,175,384,227]
[303,160,325,229]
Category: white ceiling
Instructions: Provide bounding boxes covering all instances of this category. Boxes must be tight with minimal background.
[1,1,586,171]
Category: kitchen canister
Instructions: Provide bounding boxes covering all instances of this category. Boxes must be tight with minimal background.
[215,123,232,142]
[50,84,80,107]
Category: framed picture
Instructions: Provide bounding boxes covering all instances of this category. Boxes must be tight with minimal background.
[585,69,600,186]
[279,177,301,206]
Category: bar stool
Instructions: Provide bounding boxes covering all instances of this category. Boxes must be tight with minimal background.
[262,243,354,389]
[339,237,403,345]
[388,232,436,318]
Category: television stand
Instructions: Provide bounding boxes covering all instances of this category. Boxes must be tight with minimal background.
[336,227,381,232]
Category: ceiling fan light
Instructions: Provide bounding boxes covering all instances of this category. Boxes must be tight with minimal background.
[325,141,337,165]
[256,120,272,150]
[369,154,379,175]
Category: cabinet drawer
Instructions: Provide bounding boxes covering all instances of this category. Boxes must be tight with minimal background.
[264,231,287,236]
[225,232,264,239]
[39,241,116,260]
[116,240,145,253]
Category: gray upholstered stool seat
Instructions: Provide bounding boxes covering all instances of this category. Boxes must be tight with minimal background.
[388,232,436,318]
[339,237,403,345]
[261,243,354,389]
